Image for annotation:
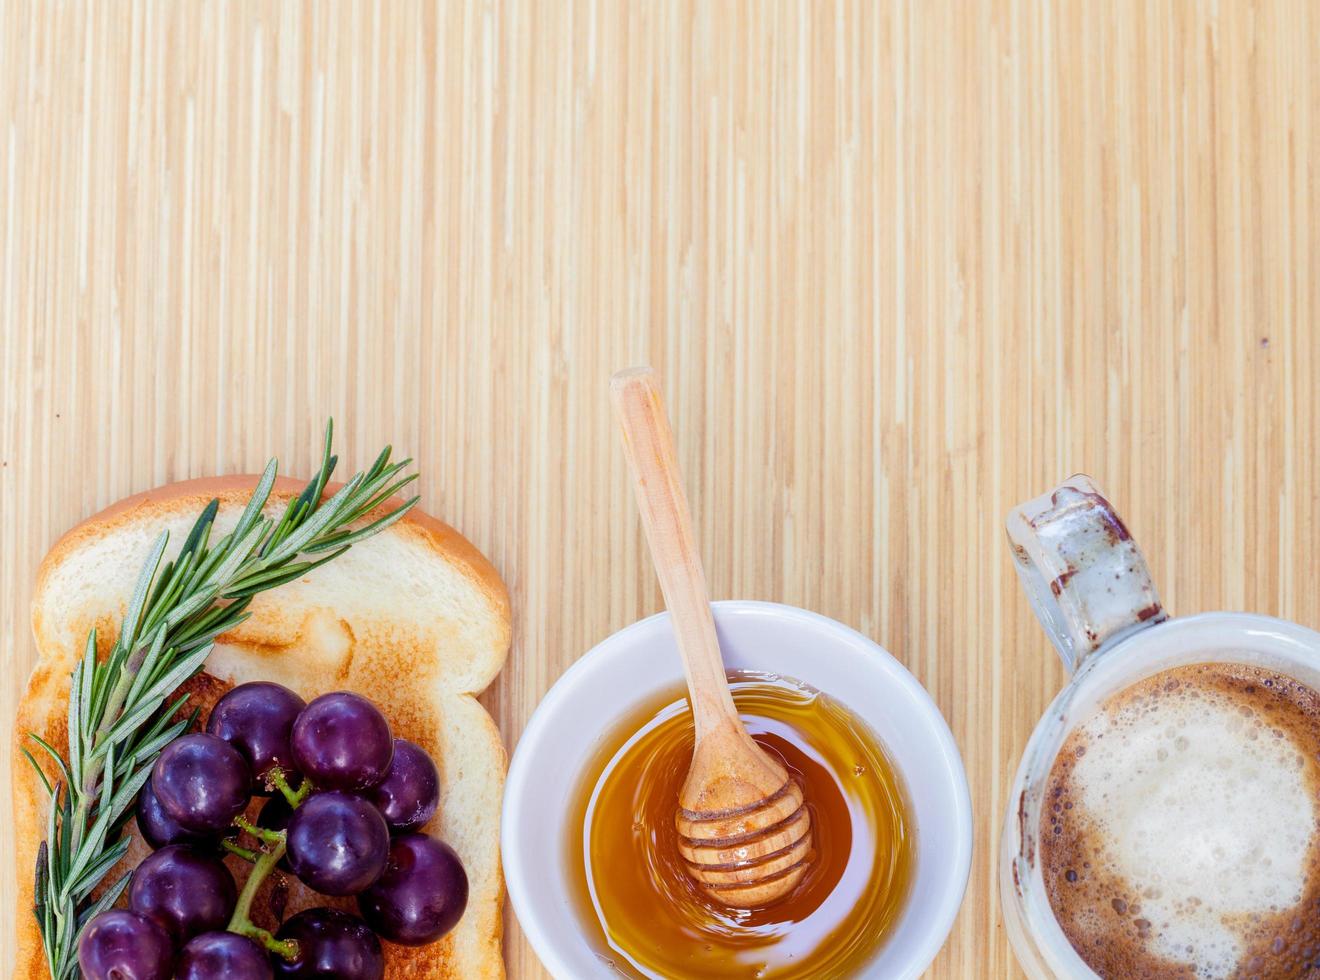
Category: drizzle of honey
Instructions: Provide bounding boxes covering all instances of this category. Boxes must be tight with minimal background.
[568,672,914,979]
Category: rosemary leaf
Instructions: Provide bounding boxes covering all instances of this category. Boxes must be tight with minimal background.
[119,532,169,652]
[98,744,115,812]
[231,459,279,542]
[43,785,61,881]
[67,836,130,904]
[76,872,131,928]
[120,628,169,720]
[22,748,54,796]
[86,637,118,730]
[305,495,420,553]
[268,474,365,560]
[62,804,114,901]
[66,662,84,796]
[34,840,48,912]
[26,735,72,789]
[102,761,153,835]
[221,546,352,599]
[346,471,419,524]
[76,635,96,743]
[120,703,192,768]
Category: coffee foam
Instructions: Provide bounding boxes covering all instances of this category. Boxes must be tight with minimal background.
[1042,662,1320,979]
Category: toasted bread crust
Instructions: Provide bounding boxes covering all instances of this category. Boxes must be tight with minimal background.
[14,476,511,979]
[32,476,512,682]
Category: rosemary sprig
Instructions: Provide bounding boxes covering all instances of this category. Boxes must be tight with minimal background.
[25,421,419,979]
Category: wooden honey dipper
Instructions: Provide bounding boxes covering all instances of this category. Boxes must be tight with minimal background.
[611,367,813,908]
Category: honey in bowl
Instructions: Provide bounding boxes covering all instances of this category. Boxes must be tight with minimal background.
[568,671,915,979]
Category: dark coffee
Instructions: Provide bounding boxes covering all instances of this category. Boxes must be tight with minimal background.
[1041,662,1320,979]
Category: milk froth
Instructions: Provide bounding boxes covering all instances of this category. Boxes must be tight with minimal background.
[1041,662,1320,979]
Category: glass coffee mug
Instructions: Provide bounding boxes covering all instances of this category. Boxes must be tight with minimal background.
[1000,475,1320,978]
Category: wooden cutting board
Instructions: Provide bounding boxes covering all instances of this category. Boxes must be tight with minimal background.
[3,2,1318,976]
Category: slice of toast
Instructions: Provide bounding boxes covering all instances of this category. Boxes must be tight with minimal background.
[12,476,512,978]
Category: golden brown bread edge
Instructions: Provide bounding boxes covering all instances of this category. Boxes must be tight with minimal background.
[12,476,512,979]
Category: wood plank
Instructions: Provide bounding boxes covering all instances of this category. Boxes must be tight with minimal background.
[2,2,1317,976]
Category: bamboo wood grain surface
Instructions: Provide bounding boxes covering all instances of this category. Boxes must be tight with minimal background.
[3,2,1318,976]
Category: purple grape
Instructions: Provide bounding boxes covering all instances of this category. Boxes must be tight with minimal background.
[286,791,390,895]
[128,844,236,942]
[176,932,273,980]
[358,833,468,945]
[136,778,219,850]
[273,908,384,980]
[152,732,252,833]
[77,909,174,980]
[291,692,393,790]
[207,681,307,792]
[367,739,440,833]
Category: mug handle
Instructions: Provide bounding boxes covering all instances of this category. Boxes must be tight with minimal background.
[1006,475,1167,674]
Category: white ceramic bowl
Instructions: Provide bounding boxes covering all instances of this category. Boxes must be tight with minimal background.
[503,600,972,979]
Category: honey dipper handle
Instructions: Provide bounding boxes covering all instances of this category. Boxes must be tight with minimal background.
[611,367,738,740]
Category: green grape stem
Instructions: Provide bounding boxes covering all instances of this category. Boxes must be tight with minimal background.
[226,827,298,961]
[222,839,260,863]
[267,766,312,808]
[234,814,286,846]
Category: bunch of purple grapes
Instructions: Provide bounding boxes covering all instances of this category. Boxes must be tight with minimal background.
[78,682,467,980]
